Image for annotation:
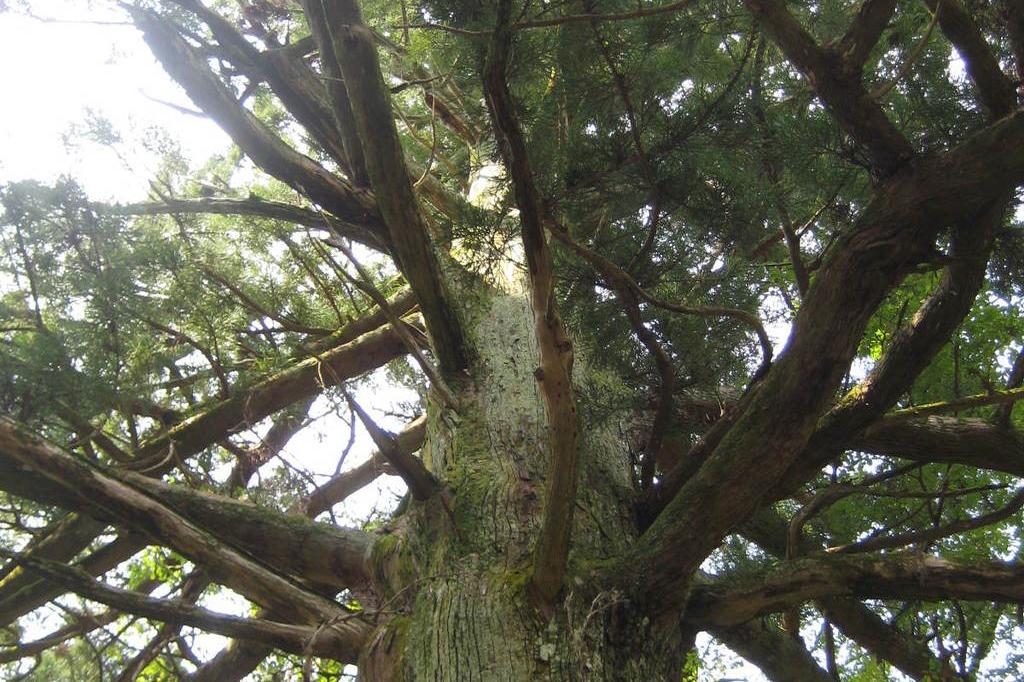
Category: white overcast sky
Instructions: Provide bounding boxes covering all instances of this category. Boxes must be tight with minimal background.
[0,3,228,199]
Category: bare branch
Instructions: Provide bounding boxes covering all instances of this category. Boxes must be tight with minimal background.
[825,487,1024,554]
[304,416,426,517]
[343,393,438,501]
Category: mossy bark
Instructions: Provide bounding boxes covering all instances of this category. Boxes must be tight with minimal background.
[361,282,686,680]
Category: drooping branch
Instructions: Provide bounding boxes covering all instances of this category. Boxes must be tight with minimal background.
[686,554,1024,627]
[187,639,272,682]
[0,299,409,627]
[818,596,958,681]
[318,0,468,376]
[114,570,209,682]
[223,396,315,492]
[0,606,121,664]
[332,239,456,407]
[0,549,368,663]
[0,577,162,665]
[484,0,580,607]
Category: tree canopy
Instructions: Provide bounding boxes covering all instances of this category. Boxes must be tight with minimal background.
[2,0,1024,680]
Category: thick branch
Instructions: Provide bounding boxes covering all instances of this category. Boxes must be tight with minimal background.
[687,554,1024,627]
[922,0,1017,117]
[621,109,1024,612]
[774,196,1007,496]
[167,0,357,176]
[835,0,898,70]
[131,322,406,470]
[707,619,835,682]
[321,0,468,375]
[484,0,580,607]
[300,0,370,186]
[0,418,354,624]
[742,508,955,680]
[0,431,372,591]
[745,0,913,175]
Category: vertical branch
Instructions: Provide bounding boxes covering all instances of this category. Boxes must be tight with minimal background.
[319,0,468,376]
[301,0,370,186]
[483,0,580,607]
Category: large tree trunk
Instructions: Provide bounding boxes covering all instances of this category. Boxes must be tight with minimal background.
[360,280,687,679]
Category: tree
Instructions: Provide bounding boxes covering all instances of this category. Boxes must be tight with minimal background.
[2,0,1024,679]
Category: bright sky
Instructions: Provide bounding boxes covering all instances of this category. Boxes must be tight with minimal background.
[0,3,228,199]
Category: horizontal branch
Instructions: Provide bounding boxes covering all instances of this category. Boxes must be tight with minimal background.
[825,487,1024,554]
[741,507,956,680]
[687,553,1024,627]
[98,196,383,251]
[852,415,1024,477]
